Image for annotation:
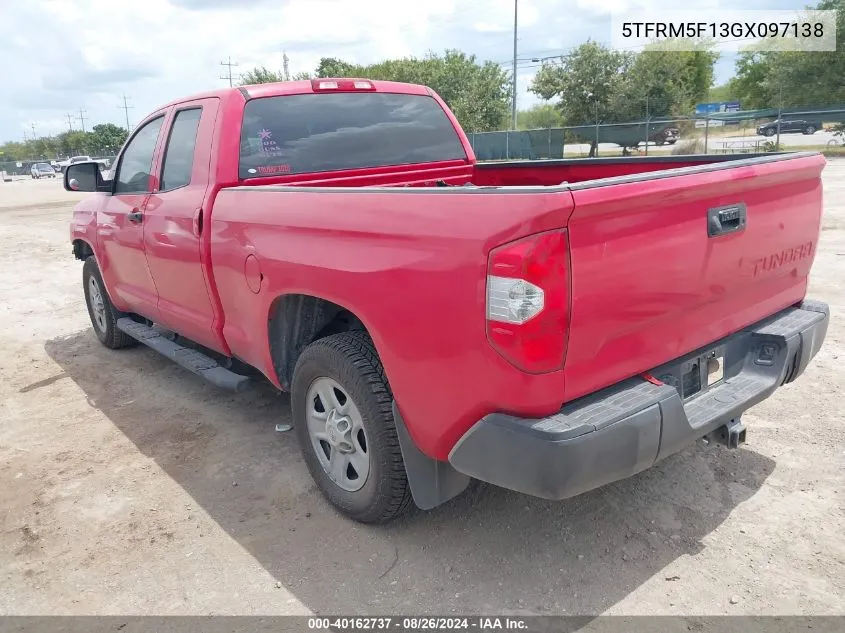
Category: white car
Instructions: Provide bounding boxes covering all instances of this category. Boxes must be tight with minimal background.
[57,156,110,173]
[30,162,57,179]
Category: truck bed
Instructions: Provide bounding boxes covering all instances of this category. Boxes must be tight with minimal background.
[471,153,803,187]
[211,151,825,458]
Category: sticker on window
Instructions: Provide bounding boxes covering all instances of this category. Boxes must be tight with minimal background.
[257,164,291,175]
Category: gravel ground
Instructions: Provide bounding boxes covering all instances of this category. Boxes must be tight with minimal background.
[0,163,843,616]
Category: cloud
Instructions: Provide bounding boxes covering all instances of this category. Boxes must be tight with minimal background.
[167,0,282,8]
[46,65,159,92]
[0,0,797,143]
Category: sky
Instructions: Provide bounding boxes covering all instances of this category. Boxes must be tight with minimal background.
[0,0,808,144]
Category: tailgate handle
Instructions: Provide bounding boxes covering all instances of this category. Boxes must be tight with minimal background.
[708,204,746,237]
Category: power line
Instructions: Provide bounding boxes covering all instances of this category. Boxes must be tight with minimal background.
[119,94,134,131]
[65,113,75,132]
[78,107,88,133]
[220,56,239,87]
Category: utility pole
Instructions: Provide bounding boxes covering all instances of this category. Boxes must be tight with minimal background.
[220,56,239,87]
[31,122,37,140]
[119,94,134,131]
[78,107,88,133]
[65,113,75,132]
[283,51,290,81]
[511,0,518,129]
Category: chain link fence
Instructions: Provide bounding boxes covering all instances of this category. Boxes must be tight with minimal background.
[470,105,845,161]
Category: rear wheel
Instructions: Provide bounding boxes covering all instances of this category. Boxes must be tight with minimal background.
[82,257,135,349]
[291,331,412,523]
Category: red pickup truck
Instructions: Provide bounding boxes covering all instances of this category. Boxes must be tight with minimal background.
[65,78,829,524]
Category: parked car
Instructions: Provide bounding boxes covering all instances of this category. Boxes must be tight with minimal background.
[64,78,829,523]
[56,155,110,173]
[30,162,56,179]
[650,126,679,145]
[757,118,823,137]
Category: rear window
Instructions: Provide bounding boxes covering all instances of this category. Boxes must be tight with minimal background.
[239,92,467,179]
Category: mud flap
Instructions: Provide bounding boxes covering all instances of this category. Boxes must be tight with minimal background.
[392,402,470,510]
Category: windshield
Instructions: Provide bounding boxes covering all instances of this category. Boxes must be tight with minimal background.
[239,92,467,179]
[36,163,52,169]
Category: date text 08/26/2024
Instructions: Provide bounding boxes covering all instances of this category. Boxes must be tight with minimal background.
[307,617,527,631]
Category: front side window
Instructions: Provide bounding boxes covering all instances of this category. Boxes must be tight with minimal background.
[160,108,202,191]
[239,92,466,179]
[115,116,165,194]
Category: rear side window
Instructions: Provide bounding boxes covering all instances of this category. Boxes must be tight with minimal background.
[160,108,202,191]
[239,92,466,179]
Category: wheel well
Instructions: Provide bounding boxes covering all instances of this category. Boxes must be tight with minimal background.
[268,294,369,390]
[72,239,94,261]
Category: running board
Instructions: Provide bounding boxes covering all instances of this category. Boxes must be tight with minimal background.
[116,318,251,392]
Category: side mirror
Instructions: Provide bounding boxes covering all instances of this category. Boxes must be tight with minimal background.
[64,162,112,193]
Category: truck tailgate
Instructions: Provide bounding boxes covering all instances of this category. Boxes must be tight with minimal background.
[563,152,825,402]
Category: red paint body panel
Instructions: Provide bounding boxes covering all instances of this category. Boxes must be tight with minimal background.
[562,153,825,401]
[70,79,826,463]
[210,188,575,458]
[142,98,224,352]
[475,158,723,186]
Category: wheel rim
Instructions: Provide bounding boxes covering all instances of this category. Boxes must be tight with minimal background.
[305,376,370,492]
[88,276,107,333]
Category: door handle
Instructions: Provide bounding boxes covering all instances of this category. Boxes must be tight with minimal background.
[127,209,144,223]
[192,207,203,237]
[707,203,746,237]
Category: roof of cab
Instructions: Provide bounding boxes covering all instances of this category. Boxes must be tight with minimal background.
[158,78,432,110]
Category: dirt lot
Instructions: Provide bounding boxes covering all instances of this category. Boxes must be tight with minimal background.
[1,165,843,616]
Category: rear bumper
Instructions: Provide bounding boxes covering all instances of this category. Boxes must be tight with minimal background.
[448,300,829,500]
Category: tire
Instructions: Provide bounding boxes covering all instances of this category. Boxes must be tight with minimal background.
[764,128,776,137]
[82,256,135,349]
[668,139,677,145]
[804,125,816,135]
[291,331,412,524]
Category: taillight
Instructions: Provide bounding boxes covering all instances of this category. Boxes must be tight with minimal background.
[485,230,569,373]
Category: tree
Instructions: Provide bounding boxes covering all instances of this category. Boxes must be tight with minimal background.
[530,41,632,126]
[310,50,511,132]
[91,123,128,154]
[517,104,564,129]
[315,57,359,78]
[61,131,94,156]
[241,50,511,132]
[241,66,285,84]
[727,52,775,109]
[727,0,844,108]
[529,40,718,155]
[614,43,718,120]
[708,83,738,102]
